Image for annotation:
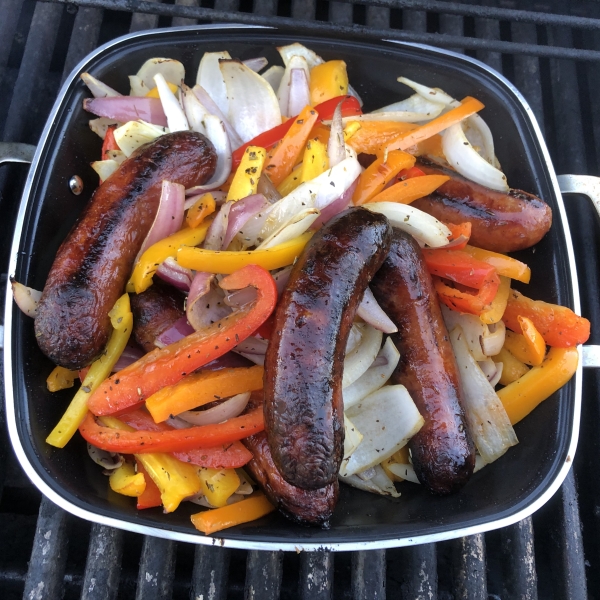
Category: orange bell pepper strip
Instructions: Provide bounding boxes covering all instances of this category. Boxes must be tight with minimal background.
[146,365,264,423]
[79,405,264,454]
[309,60,349,105]
[432,275,500,316]
[462,245,531,284]
[87,264,277,416]
[369,174,450,205]
[502,289,590,347]
[346,121,418,155]
[385,96,485,152]
[135,460,163,509]
[263,105,319,186]
[186,193,216,228]
[503,329,545,367]
[444,221,472,250]
[497,346,579,425]
[190,492,275,535]
[352,150,416,206]
[121,410,253,468]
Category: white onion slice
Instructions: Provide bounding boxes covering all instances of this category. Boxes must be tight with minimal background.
[287,68,311,118]
[310,177,356,229]
[196,51,231,116]
[11,280,41,318]
[261,65,285,91]
[327,101,346,168]
[343,337,400,410]
[223,194,270,250]
[443,123,509,192]
[84,97,167,127]
[384,461,421,484]
[153,73,188,132]
[340,465,400,496]
[155,316,194,347]
[371,93,444,119]
[91,159,119,182]
[186,276,231,332]
[340,111,434,124]
[346,323,363,355]
[257,173,282,204]
[220,59,282,143]
[464,113,498,167]
[356,287,397,334]
[113,120,168,157]
[224,287,257,309]
[482,321,506,357]
[397,76,456,106]
[233,336,268,365]
[256,208,319,250]
[343,415,363,463]
[178,392,250,426]
[449,326,518,464]
[343,324,383,388]
[478,359,504,388]
[89,117,120,139]
[156,257,193,291]
[181,83,209,136]
[135,57,185,92]
[80,73,122,98]
[363,202,451,248]
[277,55,310,117]
[87,444,123,470]
[277,43,324,69]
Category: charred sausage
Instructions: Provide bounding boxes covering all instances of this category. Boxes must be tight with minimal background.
[242,431,338,527]
[412,160,552,252]
[264,207,392,490]
[370,228,475,495]
[130,281,185,353]
[35,131,216,370]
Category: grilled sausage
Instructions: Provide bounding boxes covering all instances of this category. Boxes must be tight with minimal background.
[35,131,216,370]
[412,160,552,252]
[130,281,185,353]
[370,229,475,495]
[264,207,392,490]
[242,431,338,527]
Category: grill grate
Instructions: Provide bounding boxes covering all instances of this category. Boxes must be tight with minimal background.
[1,1,599,598]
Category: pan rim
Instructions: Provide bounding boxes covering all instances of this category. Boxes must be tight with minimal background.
[3,23,583,551]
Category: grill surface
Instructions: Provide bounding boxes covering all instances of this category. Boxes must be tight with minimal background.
[1,1,599,598]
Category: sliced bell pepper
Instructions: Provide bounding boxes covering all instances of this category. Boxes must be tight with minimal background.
[502,289,590,347]
[46,366,78,392]
[197,467,240,508]
[128,221,212,294]
[79,405,264,454]
[46,294,132,448]
[177,231,312,275]
[190,492,275,535]
[397,167,426,180]
[186,193,216,228]
[300,138,329,183]
[135,459,163,509]
[432,275,500,316]
[462,245,531,284]
[101,125,119,159]
[423,248,499,290]
[264,106,319,187]
[497,346,579,425]
[310,60,348,105]
[444,221,472,250]
[313,95,362,120]
[495,347,530,386]
[352,150,416,206]
[369,174,450,205]
[87,265,277,416]
[479,275,511,325]
[227,146,267,202]
[109,462,146,497]
[503,329,545,367]
[346,121,418,156]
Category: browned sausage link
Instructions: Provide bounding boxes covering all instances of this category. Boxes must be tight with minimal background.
[130,281,185,353]
[264,207,392,490]
[35,131,216,370]
[411,159,552,252]
[370,229,475,495]
[242,431,338,527]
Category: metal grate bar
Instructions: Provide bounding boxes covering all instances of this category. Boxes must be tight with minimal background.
[191,544,231,599]
[451,534,488,599]
[135,536,177,600]
[350,549,386,599]
[499,517,538,599]
[38,0,600,61]
[388,543,438,599]
[244,550,283,599]
[299,551,334,599]
[474,2,502,73]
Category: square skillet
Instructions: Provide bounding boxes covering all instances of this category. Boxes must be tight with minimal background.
[4,25,582,551]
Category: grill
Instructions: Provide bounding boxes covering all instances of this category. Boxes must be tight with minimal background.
[1,0,599,598]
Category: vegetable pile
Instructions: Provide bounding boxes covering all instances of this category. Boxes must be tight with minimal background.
[12,43,591,534]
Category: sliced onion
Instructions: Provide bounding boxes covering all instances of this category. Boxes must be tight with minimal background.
[83,97,167,127]
[91,159,119,182]
[243,57,269,72]
[186,276,231,332]
[261,65,285,92]
[184,190,227,205]
[153,73,188,132]
[340,465,400,496]
[464,113,498,167]
[11,280,41,318]
[343,324,383,388]
[384,461,421,484]
[327,101,346,168]
[156,257,193,291]
[363,201,451,248]
[482,320,506,356]
[372,93,444,119]
[178,392,250,426]
[223,194,270,250]
[347,84,364,108]
[287,68,311,118]
[89,117,120,139]
[87,444,123,470]
[257,173,282,204]
[256,208,319,250]
[449,326,518,464]
[310,177,357,229]
[277,55,310,117]
[181,83,208,136]
[224,287,257,309]
[343,415,363,463]
[340,111,434,124]
[277,43,324,69]
[443,123,509,192]
[478,359,504,388]
[135,57,185,91]
[196,51,231,117]
[357,287,397,334]
[220,59,282,143]
[233,336,268,365]
[346,323,363,355]
[112,344,144,371]
[80,73,122,98]
[204,202,231,250]
[155,316,194,347]
[113,120,168,157]
[397,76,456,106]
[272,266,292,295]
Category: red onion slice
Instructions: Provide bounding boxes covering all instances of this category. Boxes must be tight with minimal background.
[177,392,251,426]
[272,266,292,295]
[186,272,231,332]
[356,287,398,334]
[223,194,270,249]
[11,280,41,318]
[243,57,269,73]
[156,257,194,291]
[233,336,268,365]
[277,55,310,117]
[204,202,231,250]
[83,97,167,127]
[257,173,282,204]
[155,316,195,347]
[112,344,145,371]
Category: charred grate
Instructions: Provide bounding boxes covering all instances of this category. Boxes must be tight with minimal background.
[1,0,599,598]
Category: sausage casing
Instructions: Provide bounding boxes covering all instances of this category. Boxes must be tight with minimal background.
[35,131,216,369]
[264,207,392,490]
[412,160,552,252]
[370,229,475,495]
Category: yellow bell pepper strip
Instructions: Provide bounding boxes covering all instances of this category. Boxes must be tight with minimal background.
[146,365,264,423]
[129,220,212,294]
[300,138,329,183]
[197,467,241,507]
[369,174,450,205]
[99,415,202,512]
[343,121,361,141]
[479,275,511,325]
[46,366,78,392]
[87,265,277,416]
[497,346,579,425]
[503,327,545,367]
[277,164,304,197]
[227,146,267,202]
[146,81,178,97]
[495,347,530,386]
[177,231,312,275]
[310,60,349,105]
[385,96,485,153]
[186,192,216,228]
[462,245,531,284]
[108,462,146,498]
[46,293,132,448]
[346,121,418,155]
[264,106,319,187]
[352,151,416,206]
[503,289,590,347]
[190,492,275,535]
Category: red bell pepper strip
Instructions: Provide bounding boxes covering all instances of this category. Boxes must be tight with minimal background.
[312,95,362,120]
[422,248,499,290]
[120,410,253,468]
[397,166,426,180]
[87,264,277,416]
[432,275,500,316]
[444,222,472,250]
[101,125,119,160]
[78,406,264,454]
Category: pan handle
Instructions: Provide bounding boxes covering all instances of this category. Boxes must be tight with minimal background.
[0,142,36,165]
[558,174,600,369]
